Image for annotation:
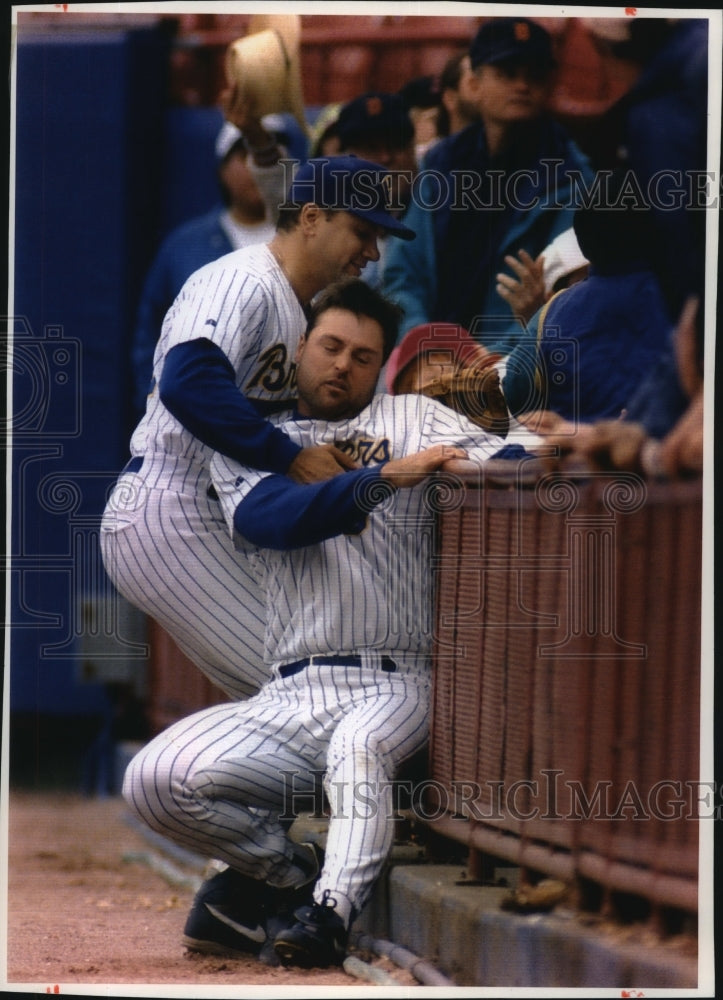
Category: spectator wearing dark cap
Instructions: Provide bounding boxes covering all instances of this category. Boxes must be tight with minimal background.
[397,74,444,161]
[131,113,287,419]
[335,92,417,212]
[437,51,481,137]
[309,103,344,158]
[383,17,594,356]
[334,91,418,292]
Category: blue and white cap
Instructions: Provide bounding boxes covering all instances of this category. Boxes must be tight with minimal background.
[284,155,416,241]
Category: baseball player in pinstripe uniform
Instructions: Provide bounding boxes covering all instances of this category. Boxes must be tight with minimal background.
[100,157,415,700]
[122,279,540,967]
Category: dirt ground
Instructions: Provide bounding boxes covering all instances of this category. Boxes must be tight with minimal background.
[4,790,419,995]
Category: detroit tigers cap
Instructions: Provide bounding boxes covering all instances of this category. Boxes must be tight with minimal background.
[469,17,555,71]
[285,155,416,240]
[336,92,415,150]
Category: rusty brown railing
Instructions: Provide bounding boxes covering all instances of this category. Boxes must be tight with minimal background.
[424,460,703,920]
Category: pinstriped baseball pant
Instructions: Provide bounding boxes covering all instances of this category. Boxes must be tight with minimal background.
[100,475,267,700]
[122,663,430,917]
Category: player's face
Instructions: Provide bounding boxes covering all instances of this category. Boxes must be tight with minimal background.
[295,308,385,420]
[315,212,383,282]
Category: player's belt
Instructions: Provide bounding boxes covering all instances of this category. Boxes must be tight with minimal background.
[279,655,397,678]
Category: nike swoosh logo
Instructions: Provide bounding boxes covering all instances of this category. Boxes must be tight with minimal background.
[205,903,266,944]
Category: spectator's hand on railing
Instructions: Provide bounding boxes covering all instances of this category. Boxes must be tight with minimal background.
[657,388,704,478]
[541,419,650,473]
[515,409,573,436]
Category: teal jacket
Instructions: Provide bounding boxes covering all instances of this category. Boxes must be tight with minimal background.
[383,117,594,355]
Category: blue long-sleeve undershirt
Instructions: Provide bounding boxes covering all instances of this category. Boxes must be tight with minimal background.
[233,465,388,549]
[159,338,301,474]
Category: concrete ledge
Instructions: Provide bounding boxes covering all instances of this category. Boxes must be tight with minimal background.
[123,807,700,987]
[377,864,699,988]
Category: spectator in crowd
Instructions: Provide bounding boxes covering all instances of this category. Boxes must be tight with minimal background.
[334,91,418,291]
[385,321,510,437]
[502,168,674,423]
[309,102,343,157]
[586,17,709,320]
[494,224,590,332]
[383,17,594,355]
[526,292,704,479]
[131,110,288,417]
[385,321,490,395]
[539,226,590,299]
[398,73,444,161]
[437,50,481,136]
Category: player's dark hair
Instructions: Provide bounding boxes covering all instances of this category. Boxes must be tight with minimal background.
[306,278,403,363]
[275,203,305,233]
[275,206,349,233]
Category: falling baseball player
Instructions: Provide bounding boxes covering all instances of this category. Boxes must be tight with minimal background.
[122,278,541,968]
[100,156,415,700]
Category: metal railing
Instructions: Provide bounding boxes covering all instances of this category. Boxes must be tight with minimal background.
[424,460,703,920]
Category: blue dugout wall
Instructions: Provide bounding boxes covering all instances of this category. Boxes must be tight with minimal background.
[10,24,224,723]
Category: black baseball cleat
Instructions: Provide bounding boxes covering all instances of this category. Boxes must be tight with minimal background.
[182,866,270,958]
[258,841,326,966]
[273,890,349,968]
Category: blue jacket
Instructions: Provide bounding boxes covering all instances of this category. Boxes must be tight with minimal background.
[131,209,234,415]
[502,266,673,421]
[383,116,594,354]
[606,19,709,316]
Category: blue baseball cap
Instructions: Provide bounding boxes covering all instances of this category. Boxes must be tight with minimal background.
[284,155,416,241]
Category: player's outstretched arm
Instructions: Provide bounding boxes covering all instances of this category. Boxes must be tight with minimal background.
[379,444,468,489]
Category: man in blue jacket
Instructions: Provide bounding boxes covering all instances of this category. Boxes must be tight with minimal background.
[383,17,594,355]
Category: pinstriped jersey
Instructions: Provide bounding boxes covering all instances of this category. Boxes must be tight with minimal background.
[211,393,537,665]
[129,243,305,486]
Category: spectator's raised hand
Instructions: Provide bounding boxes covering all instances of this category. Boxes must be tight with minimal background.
[496,249,546,326]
